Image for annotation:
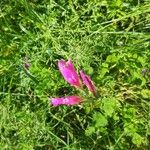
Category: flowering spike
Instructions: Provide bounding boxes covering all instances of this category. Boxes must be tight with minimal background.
[80,70,96,95]
[51,96,82,106]
[58,59,81,88]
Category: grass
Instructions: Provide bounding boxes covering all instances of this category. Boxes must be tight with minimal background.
[0,0,150,149]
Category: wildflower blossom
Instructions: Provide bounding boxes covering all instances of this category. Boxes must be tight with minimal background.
[51,96,82,106]
[80,70,96,95]
[58,59,81,88]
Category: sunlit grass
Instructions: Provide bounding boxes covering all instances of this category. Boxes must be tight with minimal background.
[0,0,150,149]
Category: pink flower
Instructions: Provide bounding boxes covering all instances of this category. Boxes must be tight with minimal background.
[80,70,96,95]
[51,97,64,106]
[58,59,81,88]
[51,96,82,106]
[24,63,30,69]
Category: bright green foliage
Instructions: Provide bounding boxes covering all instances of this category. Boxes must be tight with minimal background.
[0,0,150,149]
[93,112,108,127]
[101,97,119,117]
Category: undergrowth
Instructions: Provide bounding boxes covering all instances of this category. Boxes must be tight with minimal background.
[0,0,150,149]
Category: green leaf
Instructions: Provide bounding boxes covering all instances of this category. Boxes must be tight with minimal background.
[100,68,109,78]
[106,54,119,63]
[141,89,150,99]
[86,67,94,75]
[93,113,108,127]
[124,123,136,135]
[85,126,95,136]
[102,98,117,117]
[147,121,150,135]
[137,56,146,66]
[132,133,143,147]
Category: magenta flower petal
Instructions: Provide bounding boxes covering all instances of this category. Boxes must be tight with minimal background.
[64,96,81,105]
[80,70,96,95]
[51,97,65,106]
[51,96,82,106]
[58,59,81,88]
